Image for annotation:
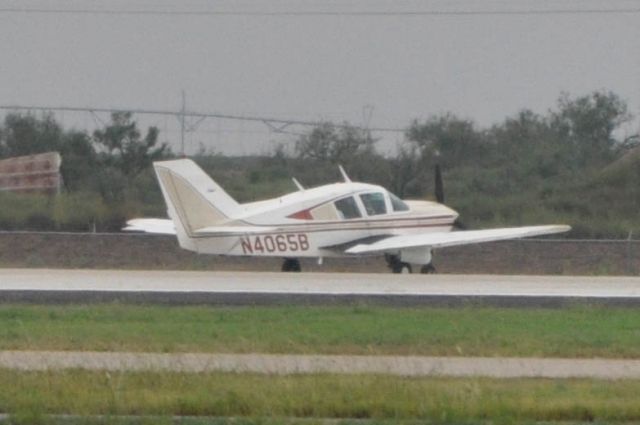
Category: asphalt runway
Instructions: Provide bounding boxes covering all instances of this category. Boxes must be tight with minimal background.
[2,351,640,379]
[1,268,640,306]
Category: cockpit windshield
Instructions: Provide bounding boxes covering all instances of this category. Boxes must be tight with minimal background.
[334,196,361,219]
[389,192,409,212]
[359,192,387,216]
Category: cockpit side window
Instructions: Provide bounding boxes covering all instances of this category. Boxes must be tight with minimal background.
[359,192,387,216]
[389,192,410,212]
[334,196,362,219]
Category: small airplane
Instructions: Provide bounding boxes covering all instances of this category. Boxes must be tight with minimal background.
[125,159,570,273]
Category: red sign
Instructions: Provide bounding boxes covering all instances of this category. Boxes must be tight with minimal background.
[0,152,62,194]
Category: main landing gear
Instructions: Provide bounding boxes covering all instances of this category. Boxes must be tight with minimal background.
[386,254,436,274]
[281,258,301,272]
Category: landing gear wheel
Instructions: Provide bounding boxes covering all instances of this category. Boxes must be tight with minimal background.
[386,254,412,274]
[281,258,301,272]
[420,264,437,274]
[393,262,412,274]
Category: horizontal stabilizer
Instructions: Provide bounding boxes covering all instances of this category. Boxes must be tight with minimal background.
[123,219,275,237]
[345,225,571,254]
[123,218,176,235]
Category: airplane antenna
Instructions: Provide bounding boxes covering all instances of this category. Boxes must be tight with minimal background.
[292,177,305,191]
[338,165,352,183]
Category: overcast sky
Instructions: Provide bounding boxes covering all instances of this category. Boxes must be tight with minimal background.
[0,0,638,155]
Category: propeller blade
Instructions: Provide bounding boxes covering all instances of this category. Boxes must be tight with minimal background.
[435,164,444,203]
[434,165,465,230]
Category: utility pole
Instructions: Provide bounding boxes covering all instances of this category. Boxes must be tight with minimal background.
[180,90,186,156]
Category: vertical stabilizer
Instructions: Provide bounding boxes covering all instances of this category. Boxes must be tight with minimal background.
[153,159,240,250]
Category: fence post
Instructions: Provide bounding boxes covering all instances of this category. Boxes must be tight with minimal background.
[627,231,633,275]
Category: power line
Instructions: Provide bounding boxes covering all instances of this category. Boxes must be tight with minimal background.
[0,7,639,17]
[0,105,404,133]
[0,104,404,155]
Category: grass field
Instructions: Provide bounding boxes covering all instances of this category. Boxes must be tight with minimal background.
[1,304,639,357]
[2,370,640,422]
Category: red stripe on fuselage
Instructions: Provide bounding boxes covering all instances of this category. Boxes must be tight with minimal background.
[191,221,454,238]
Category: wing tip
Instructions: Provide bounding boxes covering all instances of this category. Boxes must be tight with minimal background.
[546,224,572,233]
[345,245,364,254]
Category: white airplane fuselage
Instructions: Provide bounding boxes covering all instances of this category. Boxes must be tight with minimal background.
[191,182,458,258]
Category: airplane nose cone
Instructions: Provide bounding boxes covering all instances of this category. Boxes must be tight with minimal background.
[404,200,459,220]
[440,204,459,220]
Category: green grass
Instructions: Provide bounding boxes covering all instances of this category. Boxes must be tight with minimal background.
[1,415,376,425]
[2,370,640,422]
[1,304,640,358]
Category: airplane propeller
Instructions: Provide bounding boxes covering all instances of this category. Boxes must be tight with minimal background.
[434,164,466,230]
[434,164,444,204]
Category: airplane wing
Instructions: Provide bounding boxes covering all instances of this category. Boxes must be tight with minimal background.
[345,225,571,254]
[123,218,176,235]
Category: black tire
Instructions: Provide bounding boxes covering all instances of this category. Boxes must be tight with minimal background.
[290,259,301,272]
[392,262,412,274]
[281,258,301,272]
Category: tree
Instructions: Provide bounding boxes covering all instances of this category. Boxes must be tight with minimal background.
[487,109,568,181]
[550,91,632,167]
[295,122,376,164]
[58,131,98,192]
[0,113,99,191]
[93,112,168,178]
[406,114,488,169]
[293,122,389,185]
[388,143,424,198]
[0,113,63,158]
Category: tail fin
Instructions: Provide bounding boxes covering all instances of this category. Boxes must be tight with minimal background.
[153,159,240,249]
